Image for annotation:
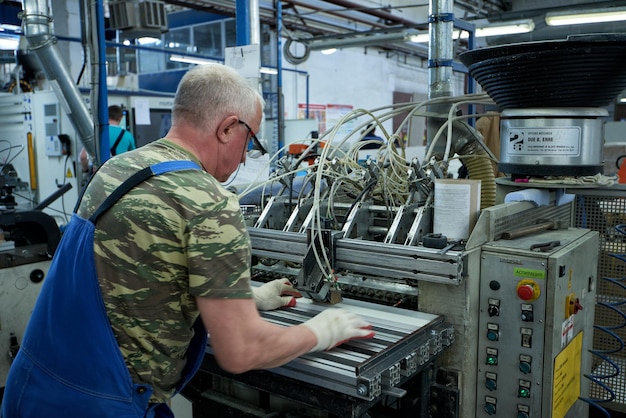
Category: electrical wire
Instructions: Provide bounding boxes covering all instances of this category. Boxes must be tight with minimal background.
[239,93,499,282]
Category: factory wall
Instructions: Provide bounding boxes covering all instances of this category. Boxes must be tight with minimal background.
[282,48,431,119]
[280,47,465,149]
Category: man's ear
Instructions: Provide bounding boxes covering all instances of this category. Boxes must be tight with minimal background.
[216,115,240,145]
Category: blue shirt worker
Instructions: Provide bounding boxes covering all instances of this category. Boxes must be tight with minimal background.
[360,123,385,150]
[80,104,137,173]
[108,104,136,156]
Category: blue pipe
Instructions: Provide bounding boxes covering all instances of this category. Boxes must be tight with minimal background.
[277,0,284,153]
[96,0,110,163]
[235,0,251,45]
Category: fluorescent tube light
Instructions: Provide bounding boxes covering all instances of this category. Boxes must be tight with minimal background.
[546,7,626,26]
[169,54,222,65]
[0,36,18,50]
[476,21,534,36]
[321,48,337,55]
[260,67,278,75]
[137,37,160,45]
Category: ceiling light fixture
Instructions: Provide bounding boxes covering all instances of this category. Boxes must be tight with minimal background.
[546,7,626,26]
[0,36,19,50]
[476,21,535,37]
[321,48,337,55]
[169,54,222,65]
[409,20,534,43]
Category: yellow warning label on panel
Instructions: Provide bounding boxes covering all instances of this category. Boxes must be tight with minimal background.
[66,168,74,178]
[552,331,582,418]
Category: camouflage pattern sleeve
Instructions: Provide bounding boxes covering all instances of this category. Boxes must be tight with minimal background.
[187,192,253,298]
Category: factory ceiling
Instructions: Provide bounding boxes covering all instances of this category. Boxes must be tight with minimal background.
[160,0,626,51]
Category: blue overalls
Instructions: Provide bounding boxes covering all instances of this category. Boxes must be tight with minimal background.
[2,161,207,418]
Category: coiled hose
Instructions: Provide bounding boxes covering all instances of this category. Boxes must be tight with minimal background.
[458,141,496,210]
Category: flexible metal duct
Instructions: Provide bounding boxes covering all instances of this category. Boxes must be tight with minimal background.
[22,0,96,158]
[451,121,497,209]
[426,0,496,209]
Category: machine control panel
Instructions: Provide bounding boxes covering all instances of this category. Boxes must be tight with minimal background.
[476,229,597,418]
[477,254,546,417]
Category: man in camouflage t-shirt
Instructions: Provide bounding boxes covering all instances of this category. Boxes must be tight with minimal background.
[76,138,254,402]
[2,64,374,418]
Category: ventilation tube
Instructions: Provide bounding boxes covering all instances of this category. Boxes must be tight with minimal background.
[458,142,496,210]
[448,120,497,209]
[427,117,497,209]
[22,0,96,158]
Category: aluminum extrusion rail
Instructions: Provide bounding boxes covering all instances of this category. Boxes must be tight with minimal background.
[206,297,454,402]
[248,228,464,284]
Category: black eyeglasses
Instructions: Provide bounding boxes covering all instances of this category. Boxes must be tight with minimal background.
[238,120,267,155]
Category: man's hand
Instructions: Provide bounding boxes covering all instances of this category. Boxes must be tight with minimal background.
[253,279,302,311]
[301,308,375,352]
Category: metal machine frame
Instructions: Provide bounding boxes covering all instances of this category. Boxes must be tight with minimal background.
[185,191,598,418]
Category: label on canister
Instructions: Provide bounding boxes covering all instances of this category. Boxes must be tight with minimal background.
[505,127,581,156]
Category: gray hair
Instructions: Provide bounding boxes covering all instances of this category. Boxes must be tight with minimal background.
[172,64,264,131]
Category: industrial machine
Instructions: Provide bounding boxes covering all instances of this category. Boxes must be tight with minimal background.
[457,35,626,415]
[0,260,51,390]
[476,227,597,417]
[0,90,81,219]
[0,88,77,391]
[179,35,626,418]
[183,114,600,417]
[183,36,621,417]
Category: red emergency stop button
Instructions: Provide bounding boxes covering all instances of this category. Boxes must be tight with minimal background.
[516,280,540,301]
[517,285,534,300]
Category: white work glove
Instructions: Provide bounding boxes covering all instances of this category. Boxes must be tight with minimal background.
[252,279,302,311]
[302,308,375,352]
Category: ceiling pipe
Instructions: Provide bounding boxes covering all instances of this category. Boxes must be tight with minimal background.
[285,0,390,29]
[249,0,261,45]
[90,0,109,166]
[21,0,96,159]
[321,0,428,29]
[305,29,421,49]
[166,0,428,34]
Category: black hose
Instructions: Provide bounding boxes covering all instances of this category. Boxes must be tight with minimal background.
[283,38,310,65]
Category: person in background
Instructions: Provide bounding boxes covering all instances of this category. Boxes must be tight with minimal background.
[360,123,385,150]
[107,104,137,156]
[80,104,137,173]
[2,64,374,418]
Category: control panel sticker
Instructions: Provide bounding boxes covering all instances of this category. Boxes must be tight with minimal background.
[561,315,575,347]
[514,268,545,279]
[506,127,581,156]
[552,332,582,418]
